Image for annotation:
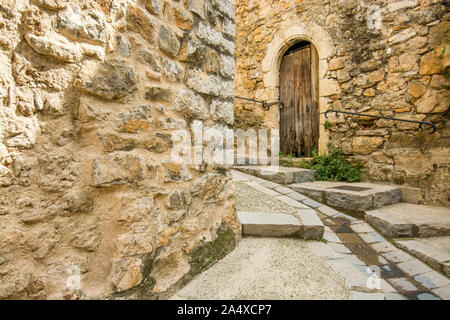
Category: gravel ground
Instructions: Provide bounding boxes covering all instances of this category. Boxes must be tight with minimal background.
[170,237,350,300]
[234,182,296,214]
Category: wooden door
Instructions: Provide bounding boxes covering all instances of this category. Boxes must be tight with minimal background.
[279,44,319,157]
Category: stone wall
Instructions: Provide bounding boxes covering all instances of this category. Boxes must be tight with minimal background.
[0,0,240,299]
[235,0,449,206]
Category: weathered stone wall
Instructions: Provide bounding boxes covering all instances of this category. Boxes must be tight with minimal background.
[0,0,240,299]
[235,0,449,206]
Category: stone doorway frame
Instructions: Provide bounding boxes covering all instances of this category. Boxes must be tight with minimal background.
[261,22,335,155]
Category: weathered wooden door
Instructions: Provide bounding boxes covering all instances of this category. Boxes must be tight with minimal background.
[279,44,319,157]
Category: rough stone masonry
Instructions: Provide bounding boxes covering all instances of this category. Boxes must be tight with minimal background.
[235,0,449,206]
[0,0,240,299]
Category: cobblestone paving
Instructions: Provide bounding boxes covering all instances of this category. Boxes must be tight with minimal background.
[231,170,450,300]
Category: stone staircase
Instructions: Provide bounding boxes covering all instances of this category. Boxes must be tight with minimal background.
[289,181,402,215]
[234,165,316,184]
[232,169,324,240]
[365,203,450,277]
[234,165,450,279]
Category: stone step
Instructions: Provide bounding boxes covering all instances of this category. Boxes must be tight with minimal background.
[289,181,402,214]
[234,165,316,185]
[237,210,324,240]
[365,203,450,239]
[394,237,450,278]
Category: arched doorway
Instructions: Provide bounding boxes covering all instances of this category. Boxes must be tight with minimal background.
[279,40,319,157]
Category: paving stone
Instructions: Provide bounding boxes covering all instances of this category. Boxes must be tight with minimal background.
[444,262,450,278]
[291,181,401,213]
[328,242,352,254]
[396,259,433,276]
[286,191,307,201]
[365,203,450,239]
[395,237,450,275]
[237,211,301,237]
[237,166,315,185]
[377,256,389,265]
[349,291,385,300]
[274,186,293,195]
[432,284,450,300]
[245,181,279,196]
[354,264,370,275]
[302,198,323,208]
[316,211,328,220]
[338,253,366,266]
[322,217,342,227]
[231,170,252,181]
[306,242,340,260]
[326,259,368,289]
[260,181,280,189]
[359,232,386,244]
[333,224,354,234]
[389,278,418,292]
[331,212,358,222]
[370,241,398,253]
[338,233,364,244]
[381,264,407,279]
[379,279,398,293]
[296,209,324,239]
[350,222,376,233]
[413,271,450,290]
[296,209,323,225]
[323,231,342,243]
[276,195,310,209]
[417,292,441,300]
[249,176,271,184]
[384,293,408,300]
[382,250,414,263]
[317,205,340,217]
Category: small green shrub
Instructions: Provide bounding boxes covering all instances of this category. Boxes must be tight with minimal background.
[297,146,361,182]
[324,120,331,130]
[316,237,328,244]
[279,151,295,158]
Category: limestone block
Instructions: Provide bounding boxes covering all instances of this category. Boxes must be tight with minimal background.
[112,258,143,292]
[75,60,137,100]
[56,5,106,44]
[210,99,234,125]
[319,79,340,97]
[25,33,82,63]
[352,136,384,155]
[159,25,181,57]
[92,153,144,187]
[419,44,450,75]
[174,89,209,120]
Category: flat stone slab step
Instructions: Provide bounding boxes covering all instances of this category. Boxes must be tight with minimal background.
[238,211,302,237]
[365,203,450,239]
[289,181,401,213]
[237,210,323,240]
[395,237,450,278]
[234,165,315,185]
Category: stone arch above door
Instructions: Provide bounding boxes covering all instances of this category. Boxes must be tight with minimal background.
[261,22,336,155]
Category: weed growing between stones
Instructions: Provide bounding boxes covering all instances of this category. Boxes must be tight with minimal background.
[297,146,362,182]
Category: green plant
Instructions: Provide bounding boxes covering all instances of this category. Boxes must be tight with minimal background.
[324,120,331,130]
[316,237,328,244]
[279,151,295,158]
[297,146,361,182]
